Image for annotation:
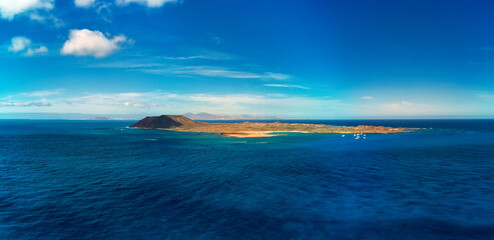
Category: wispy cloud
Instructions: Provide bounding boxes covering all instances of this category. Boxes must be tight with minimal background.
[132,65,291,80]
[8,37,48,57]
[263,84,309,89]
[168,93,344,116]
[1,89,64,101]
[87,62,162,68]
[477,93,494,101]
[83,47,290,81]
[158,50,235,60]
[29,13,64,27]
[383,101,413,111]
[115,0,178,8]
[168,66,264,78]
[159,55,228,60]
[261,72,290,81]
[10,89,487,118]
[159,56,210,60]
[21,89,64,97]
[400,100,414,106]
[361,96,373,100]
[0,101,51,107]
[379,100,432,115]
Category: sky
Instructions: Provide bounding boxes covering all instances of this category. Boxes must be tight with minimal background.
[0,0,494,119]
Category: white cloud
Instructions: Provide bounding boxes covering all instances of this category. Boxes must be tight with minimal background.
[361,96,373,100]
[75,0,95,8]
[8,36,48,56]
[115,0,177,7]
[61,29,130,58]
[0,0,53,20]
[263,84,309,90]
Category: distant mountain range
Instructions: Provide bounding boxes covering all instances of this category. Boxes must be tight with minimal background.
[91,117,112,120]
[183,112,280,120]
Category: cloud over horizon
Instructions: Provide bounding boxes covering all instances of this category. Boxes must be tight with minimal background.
[0,101,51,107]
[0,90,347,118]
[2,88,493,118]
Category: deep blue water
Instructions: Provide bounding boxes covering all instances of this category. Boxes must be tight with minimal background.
[1,119,494,239]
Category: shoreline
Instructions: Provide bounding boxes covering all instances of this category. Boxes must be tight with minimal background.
[220,131,285,138]
[133,128,287,138]
[131,127,411,138]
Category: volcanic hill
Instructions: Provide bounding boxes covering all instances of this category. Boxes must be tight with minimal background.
[130,115,206,129]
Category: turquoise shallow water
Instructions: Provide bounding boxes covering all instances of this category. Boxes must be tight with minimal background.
[1,119,494,239]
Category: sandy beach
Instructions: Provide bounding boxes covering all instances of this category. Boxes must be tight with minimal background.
[220,131,285,138]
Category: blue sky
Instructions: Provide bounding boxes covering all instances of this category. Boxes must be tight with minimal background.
[1,0,493,119]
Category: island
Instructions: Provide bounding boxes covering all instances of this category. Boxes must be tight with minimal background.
[129,115,410,138]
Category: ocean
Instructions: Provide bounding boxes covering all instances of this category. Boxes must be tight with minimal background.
[1,119,494,239]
